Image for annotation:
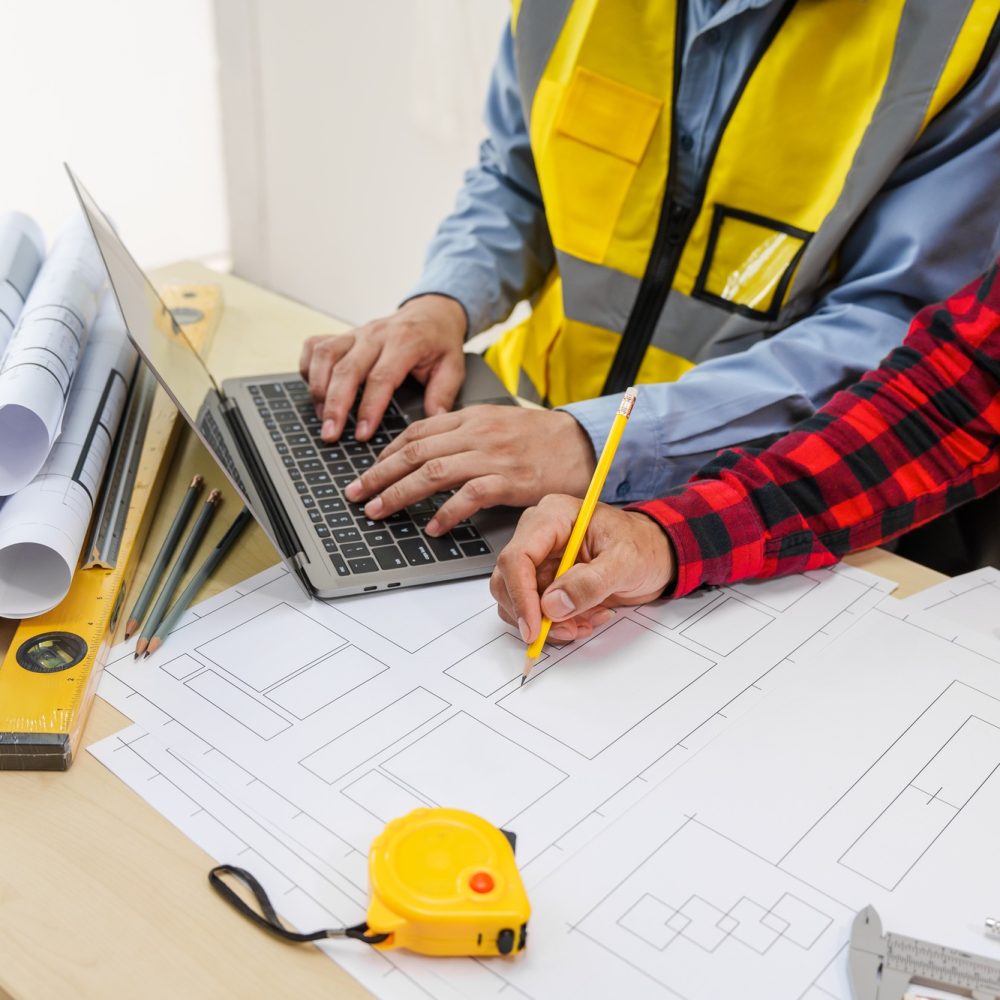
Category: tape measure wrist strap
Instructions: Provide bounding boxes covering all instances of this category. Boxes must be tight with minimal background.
[208,865,389,946]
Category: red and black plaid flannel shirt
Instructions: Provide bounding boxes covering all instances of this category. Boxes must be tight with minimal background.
[632,257,1000,597]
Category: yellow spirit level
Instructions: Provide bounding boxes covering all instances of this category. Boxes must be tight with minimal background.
[0,286,220,769]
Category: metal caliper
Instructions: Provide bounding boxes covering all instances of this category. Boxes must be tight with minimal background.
[850,905,1000,1000]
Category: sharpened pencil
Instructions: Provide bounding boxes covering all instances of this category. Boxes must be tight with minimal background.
[521,387,638,685]
[124,474,203,638]
[135,489,221,657]
[144,508,253,657]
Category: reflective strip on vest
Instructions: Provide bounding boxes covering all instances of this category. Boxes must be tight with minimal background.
[492,0,996,407]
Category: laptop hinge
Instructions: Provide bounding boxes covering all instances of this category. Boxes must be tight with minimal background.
[222,399,314,598]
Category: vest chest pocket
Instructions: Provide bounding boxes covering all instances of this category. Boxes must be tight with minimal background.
[692,206,814,321]
[542,67,662,265]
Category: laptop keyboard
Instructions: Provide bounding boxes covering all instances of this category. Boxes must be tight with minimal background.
[248,379,491,578]
[200,409,249,495]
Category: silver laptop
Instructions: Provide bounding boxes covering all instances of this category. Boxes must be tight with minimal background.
[68,167,518,599]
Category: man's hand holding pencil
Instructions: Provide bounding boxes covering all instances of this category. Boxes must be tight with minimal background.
[490,495,675,647]
[491,388,676,681]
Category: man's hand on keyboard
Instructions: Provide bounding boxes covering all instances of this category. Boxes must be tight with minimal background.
[299,294,467,444]
[343,406,596,535]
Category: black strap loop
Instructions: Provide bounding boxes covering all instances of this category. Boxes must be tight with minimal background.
[208,865,390,946]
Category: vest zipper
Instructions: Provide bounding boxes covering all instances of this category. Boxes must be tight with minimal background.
[602,195,693,395]
[601,0,690,396]
[601,0,796,397]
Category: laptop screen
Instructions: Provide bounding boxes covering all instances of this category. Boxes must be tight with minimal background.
[66,165,289,563]
[66,168,222,428]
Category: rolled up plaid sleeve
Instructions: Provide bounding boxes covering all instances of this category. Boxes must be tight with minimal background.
[631,259,1000,597]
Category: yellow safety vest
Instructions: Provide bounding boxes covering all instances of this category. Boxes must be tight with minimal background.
[486,0,1000,407]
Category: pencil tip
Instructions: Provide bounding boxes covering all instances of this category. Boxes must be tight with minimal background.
[520,676,526,687]
[143,651,150,659]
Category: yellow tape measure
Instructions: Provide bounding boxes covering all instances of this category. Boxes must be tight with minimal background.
[0,285,221,770]
[211,808,531,958]
[367,807,530,955]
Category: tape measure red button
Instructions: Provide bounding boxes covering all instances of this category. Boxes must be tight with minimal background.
[470,871,494,894]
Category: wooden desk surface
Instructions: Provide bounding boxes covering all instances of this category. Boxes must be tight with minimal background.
[0,263,947,1000]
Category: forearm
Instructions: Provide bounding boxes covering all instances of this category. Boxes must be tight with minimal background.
[564,299,911,502]
[633,261,1000,596]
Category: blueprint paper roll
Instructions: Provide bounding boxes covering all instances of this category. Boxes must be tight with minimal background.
[0,295,137,618]
[0,213,105,496]
[0,211,45,357]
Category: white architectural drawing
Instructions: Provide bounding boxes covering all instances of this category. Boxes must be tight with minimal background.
[92,563,915,999]
[898,566,1000,641]
[98,563,891,875]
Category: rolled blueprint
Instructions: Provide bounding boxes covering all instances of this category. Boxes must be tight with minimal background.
[0,214,105,495]
[0,295,138,618]
[0,211,45,355]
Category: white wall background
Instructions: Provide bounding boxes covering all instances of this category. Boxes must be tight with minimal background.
[0,1,227,267]
[1,1,508,318]
[215,0,509,326]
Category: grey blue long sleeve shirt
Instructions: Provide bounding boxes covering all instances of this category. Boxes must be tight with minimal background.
[406,1,1000,502]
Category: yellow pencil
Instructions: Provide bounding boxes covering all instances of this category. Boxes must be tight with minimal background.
[521,386,638,685]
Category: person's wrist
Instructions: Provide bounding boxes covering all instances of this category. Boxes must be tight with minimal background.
[402,293,468,342]
[552,411,597,491]
[625,510,677,594]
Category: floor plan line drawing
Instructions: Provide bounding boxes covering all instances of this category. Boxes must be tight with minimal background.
[100,677,359,854]
[93,562,907,999]
[97,580,1000,1000]
[158,653,204,681]
[566,815,849,1000]
[573,814,850,935]
[444,631,548,698]
[926,579,996,611]
[196,601,348,691]
[265,646,391,721]
[775,671,1000,867]
[526,606,1000,1000]
[634,589,724,632]
[797,943,848,1000]
[379,711,571,828]
[835,711,1000,891]
[731,575,821,614]
[678,597,774,658]
[341,769,435,824]
[532,576,891,867]
[496,617,717,760]
[300,687,451,786]
[96,563,896,883]
[897,566,1000,643]
[185,669,293,740]
[334,578,496,654]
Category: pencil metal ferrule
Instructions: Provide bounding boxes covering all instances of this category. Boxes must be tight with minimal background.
[617,387,638,418]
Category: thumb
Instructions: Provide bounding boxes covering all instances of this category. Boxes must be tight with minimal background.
[540,552,625,621]
[423,351,465,417]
